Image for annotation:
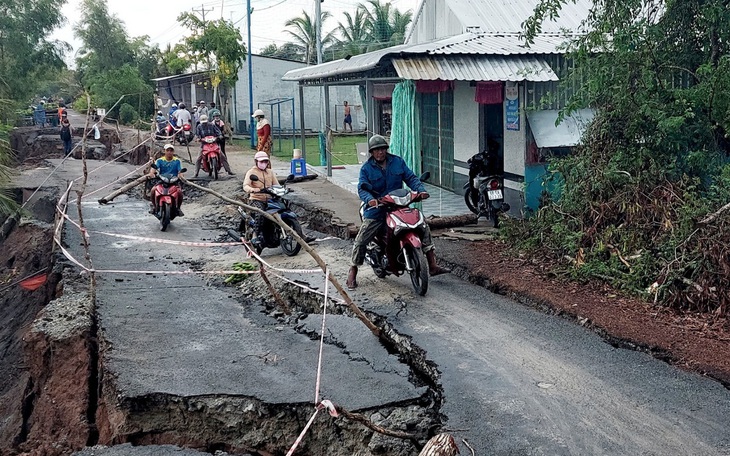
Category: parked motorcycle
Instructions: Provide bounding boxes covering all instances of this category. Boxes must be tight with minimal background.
[360,173,431,296]
[235,174,303,256]
[464,150,510,228]
[175,123,194,145]
[200,135,222,179]
[149,165,187,232]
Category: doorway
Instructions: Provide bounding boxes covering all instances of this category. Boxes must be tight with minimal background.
[421,90,454,190]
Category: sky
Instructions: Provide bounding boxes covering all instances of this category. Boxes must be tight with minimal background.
[51,0,420,65]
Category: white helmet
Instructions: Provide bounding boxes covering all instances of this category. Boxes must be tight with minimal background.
[172,103,177,108]
[199,114,208,123]
[252,109,265,118]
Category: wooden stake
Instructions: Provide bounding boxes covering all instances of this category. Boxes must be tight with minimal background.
[97,174,150,204]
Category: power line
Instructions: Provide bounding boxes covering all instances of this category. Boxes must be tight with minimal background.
[192,4,214,21]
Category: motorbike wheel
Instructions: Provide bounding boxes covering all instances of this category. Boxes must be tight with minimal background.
[405,245,428,296]
[211,157,219,180]
[280,218,304,257]
[464,189,479,215]
[160,203,171,232]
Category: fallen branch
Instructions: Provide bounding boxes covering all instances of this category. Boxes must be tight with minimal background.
[699,201,730,225]
[180,176,381,338]
[97,173,150,204]
[335,405,417,440]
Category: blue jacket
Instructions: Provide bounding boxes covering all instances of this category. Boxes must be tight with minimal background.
[358,153,425,220]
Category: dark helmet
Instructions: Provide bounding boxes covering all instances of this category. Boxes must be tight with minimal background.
[368,134,389,153]
[179,102,186,109]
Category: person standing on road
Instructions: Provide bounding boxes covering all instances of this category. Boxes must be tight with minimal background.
[243,151,279,249]
[346,134,450,289]
[59,111,73,153]
[343,101,353,132]
[253,109,272,156]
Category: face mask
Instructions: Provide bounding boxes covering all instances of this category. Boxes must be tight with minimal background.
[257,161,268,171]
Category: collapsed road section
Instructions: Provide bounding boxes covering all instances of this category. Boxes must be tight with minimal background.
[1,157,445,455]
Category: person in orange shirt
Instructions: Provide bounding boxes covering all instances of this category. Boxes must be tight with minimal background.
[253,109,272,155]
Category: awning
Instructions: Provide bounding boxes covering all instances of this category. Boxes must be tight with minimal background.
[392,55,558,82]
[526,109,595,148]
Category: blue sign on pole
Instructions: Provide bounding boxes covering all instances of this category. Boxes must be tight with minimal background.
[505,83,520,131]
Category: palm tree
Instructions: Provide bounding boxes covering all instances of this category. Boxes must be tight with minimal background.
[358,0,412,51]
[284,10,336,64]
[334,9,370,58]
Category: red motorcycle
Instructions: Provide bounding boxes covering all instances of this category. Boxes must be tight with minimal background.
[200,135,222,179]
[360,173,431,296]
[149,165,187,231]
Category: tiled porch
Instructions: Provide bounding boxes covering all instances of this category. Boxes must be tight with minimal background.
[309,164,470,218]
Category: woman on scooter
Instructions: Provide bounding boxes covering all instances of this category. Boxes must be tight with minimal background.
[243,151,279,248]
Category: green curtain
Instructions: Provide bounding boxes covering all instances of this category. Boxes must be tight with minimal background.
[390,80,420,173]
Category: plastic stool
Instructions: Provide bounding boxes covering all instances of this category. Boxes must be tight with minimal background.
[290,158,307,177]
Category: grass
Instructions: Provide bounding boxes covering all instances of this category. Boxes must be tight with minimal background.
[232,134,367,166]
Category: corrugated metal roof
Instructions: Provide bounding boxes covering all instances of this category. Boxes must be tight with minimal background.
[281,44,411,81]
[527,109,595,148]
[446,0,592,34]
[410,33,577,55]
[282,32,574,82]
[392,55,558,82]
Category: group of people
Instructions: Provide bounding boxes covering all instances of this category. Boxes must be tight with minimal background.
[151,104,448,289]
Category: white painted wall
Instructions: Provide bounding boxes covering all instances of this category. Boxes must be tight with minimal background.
[408,0,467,44]
[453,81,479,170]
[503,82,527,180]
[233,55,361,134]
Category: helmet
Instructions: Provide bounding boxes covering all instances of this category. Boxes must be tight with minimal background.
[179,103,186,109]
[172,103,177,108]
[199,114,208,123]
[252,109,265,118]
[157,110,162,115]
[213,112,220,117]
[254,151,269,161]
[368,134,389,153]
[163,143,175,151]
[199,100,205,104]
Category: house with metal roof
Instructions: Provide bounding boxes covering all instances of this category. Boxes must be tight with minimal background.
[282,0,594,214]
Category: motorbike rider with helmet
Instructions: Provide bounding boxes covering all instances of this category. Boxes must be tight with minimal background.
[193,114,234,176]
[346,135,450,289]
[243,151,279,249]
[172,102,191,127]
[168,103,178,127]
[154,111,167,138]
[148,144,185,216]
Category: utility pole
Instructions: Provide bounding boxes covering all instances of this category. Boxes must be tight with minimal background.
[192,4,214,21]
[247,0,255,148]
[315,0,323,65]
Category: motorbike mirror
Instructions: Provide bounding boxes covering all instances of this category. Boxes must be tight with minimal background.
[286,174,295,182]
[150,163,158,170]
[249,174,259,182]
[180,168,188,173]
[360,182,373,192]
[419,171,431,182]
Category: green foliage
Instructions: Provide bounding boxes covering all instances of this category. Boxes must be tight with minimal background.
[224,261,258,285]
[118,103,138,125]
[284,10,335,64]
[508,0,730,313]
[0,115,17,215]
[86,64,152,118]
[0,0,69,100]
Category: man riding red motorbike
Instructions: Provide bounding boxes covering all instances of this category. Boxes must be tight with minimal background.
[194,114,234,177]
[148,144,185,231]
[346,135,450,290]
